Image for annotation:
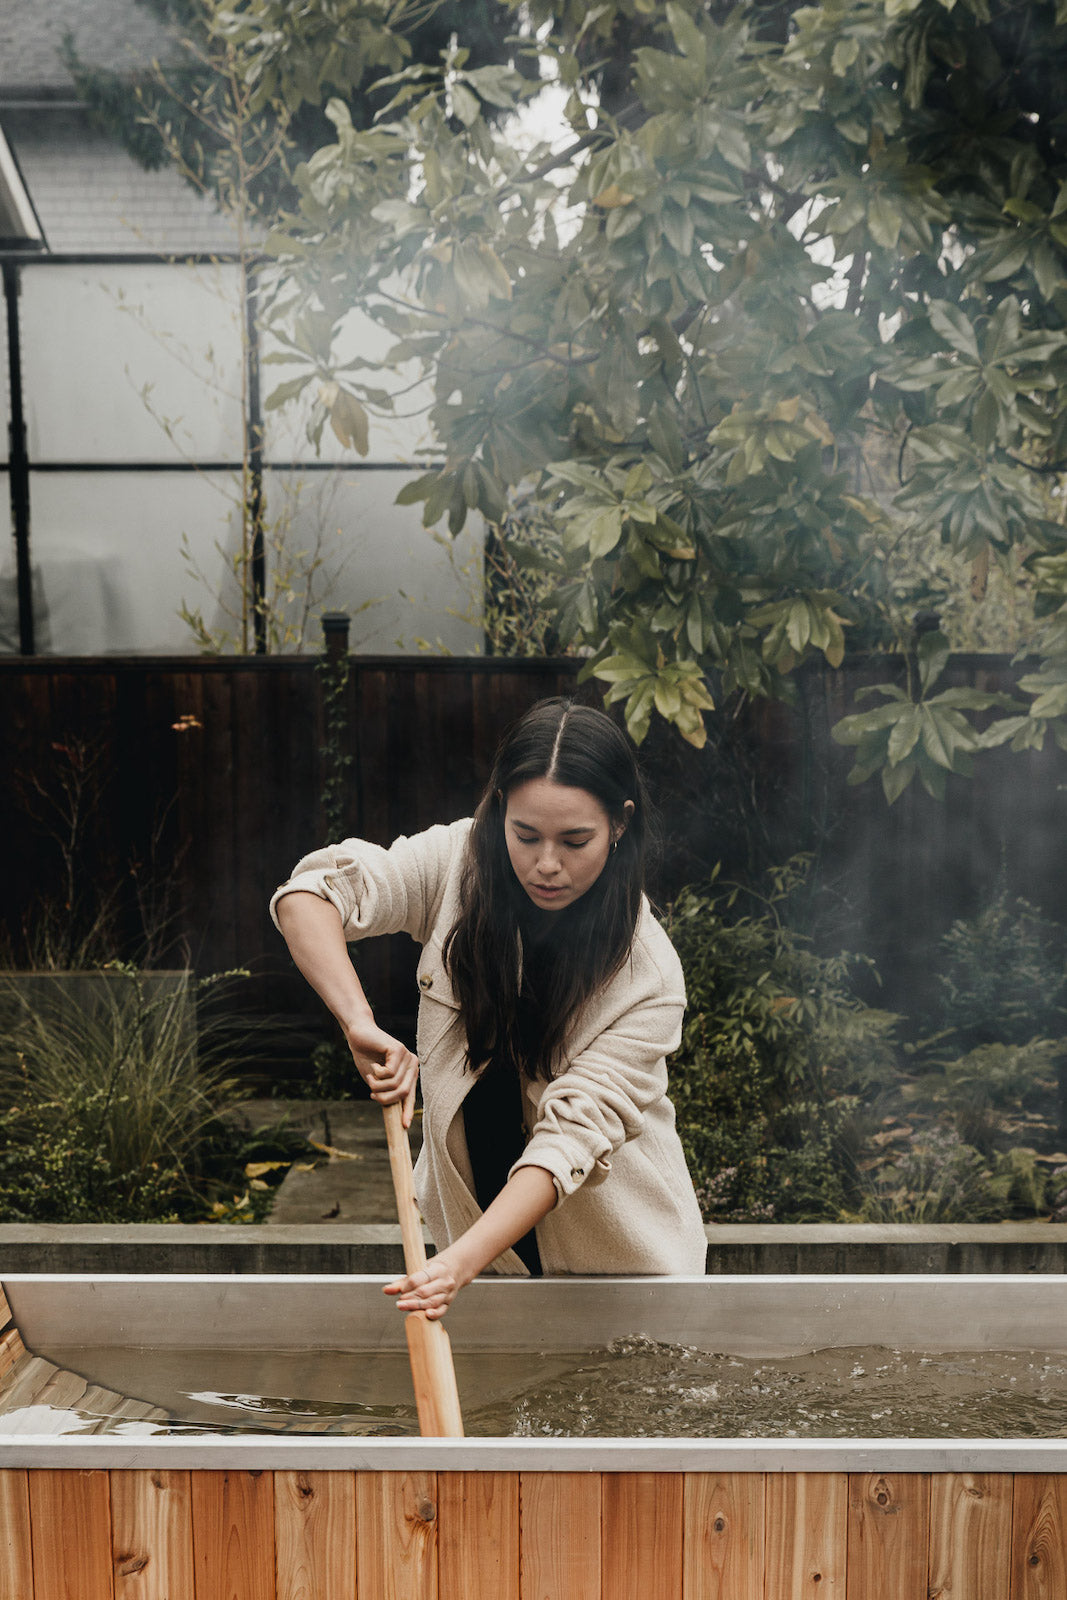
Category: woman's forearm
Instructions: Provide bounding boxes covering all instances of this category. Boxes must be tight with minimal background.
[275,890,419,1120]
[274,890,372,1026]
[385,1165,557,1317]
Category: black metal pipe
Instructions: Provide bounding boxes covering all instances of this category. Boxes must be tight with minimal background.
[244,258,266,654]
[3,259,33,654]
[13,459,426,473]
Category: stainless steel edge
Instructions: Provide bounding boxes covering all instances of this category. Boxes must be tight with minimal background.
[2,1434,1067,1472]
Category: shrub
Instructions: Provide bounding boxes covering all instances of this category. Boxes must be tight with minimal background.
[0,964,250,1221]
[903,1038,1063,1156]
[857,1128,1009,1224]
[932,889,1067,1050]
[665,859,899,1222]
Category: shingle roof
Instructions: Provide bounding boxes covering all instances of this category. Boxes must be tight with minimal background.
[7,108,241,253]
[0,0,178,94]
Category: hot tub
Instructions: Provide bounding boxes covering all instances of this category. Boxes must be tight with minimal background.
[2,1273,1066,1598]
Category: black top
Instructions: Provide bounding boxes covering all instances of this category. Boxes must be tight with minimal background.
[462,1058,543,1274]
[461,924,553,1276]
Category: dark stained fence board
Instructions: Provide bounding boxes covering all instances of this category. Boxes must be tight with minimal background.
[2,654,1066,1080]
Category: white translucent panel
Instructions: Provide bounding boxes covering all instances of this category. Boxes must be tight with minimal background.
[260,279,437,466]
[23,471,246,655]
[263,468,483,655]
[21,262,245,464]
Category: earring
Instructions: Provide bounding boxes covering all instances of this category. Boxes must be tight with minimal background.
[611,836,619,853]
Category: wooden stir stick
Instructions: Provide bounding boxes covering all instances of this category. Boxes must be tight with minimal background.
[382,1100,464,1437]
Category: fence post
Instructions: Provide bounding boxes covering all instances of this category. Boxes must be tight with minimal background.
[321,611,351,660]
[318,613,353,840]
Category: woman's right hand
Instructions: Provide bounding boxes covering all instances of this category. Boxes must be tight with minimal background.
[343,1013,419,1127]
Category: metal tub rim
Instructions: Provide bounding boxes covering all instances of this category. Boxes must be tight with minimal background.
[4,1273,1067,1471]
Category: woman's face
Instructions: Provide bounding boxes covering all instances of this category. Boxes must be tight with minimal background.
[503,777,633,913]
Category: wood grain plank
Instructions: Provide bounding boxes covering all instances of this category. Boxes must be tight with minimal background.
[3,1368,89,1434]
[682,1473,765,1600]
[0,1356,61,1415]
[355,1471,437,1600]
[29,1467,115,1600]
[0,1470,34,1600]
[275,1470,356,1600]
[0,1327,26,1385]
[846,1474,929,1600]
[602,1472,684,1600]
[1011,1475,1067,1600]
[110,1469,195,1600]
[765,1473,848,1600]
[519,1473,600,1600]
[438,1471,519,1600]
[190,1469,276,1600]
[928,1473,1013,1600]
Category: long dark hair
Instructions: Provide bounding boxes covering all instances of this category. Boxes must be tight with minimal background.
[444,698,650,1080]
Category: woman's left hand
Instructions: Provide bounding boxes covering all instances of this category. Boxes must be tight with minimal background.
[384,1251,466,1320]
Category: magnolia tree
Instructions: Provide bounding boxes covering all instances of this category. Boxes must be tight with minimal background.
[220,0,1067,798]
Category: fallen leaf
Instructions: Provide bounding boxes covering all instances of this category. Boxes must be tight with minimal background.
[308,1140,361,1162]
[872,1125,913,1146]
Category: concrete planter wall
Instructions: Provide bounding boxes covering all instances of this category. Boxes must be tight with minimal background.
[3,1222,1067,1276]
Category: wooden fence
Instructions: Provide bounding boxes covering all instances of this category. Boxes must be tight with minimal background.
[1,653,1064,1076]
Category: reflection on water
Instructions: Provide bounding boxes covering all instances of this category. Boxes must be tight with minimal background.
[5,1339,1067,1438]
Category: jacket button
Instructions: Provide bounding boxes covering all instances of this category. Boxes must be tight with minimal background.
[571,1167,584,1179]
[418,974,433,990]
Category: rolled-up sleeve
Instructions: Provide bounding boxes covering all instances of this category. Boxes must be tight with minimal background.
[269,820,469,946]
[509,981,685,1204]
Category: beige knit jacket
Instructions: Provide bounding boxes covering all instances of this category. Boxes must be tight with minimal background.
[270,818,707,1277]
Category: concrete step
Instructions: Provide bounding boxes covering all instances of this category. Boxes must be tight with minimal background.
[225,1099,424,1226]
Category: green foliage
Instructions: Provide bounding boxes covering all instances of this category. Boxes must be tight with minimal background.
[245,0,1067,770]
[665,858,898,1220]
[854,887,1067,1217]
[316,638,355,840]
[0,966,250,1222]
[904,1039,1064,1154]
[308,1039,361,1099]
[668,861,1067,1222]
[66,0,520,220]
[857,1127,1014,1224]
[832,628,1022,802]
[0,1093,186,1223]
[932,889,1067,1048]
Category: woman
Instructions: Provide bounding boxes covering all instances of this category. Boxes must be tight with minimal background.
[271,697,706,1318]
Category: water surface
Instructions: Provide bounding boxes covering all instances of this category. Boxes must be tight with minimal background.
[6,1339,1067,1438]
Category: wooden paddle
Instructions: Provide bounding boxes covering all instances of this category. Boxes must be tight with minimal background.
[382,1099,464,1437]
